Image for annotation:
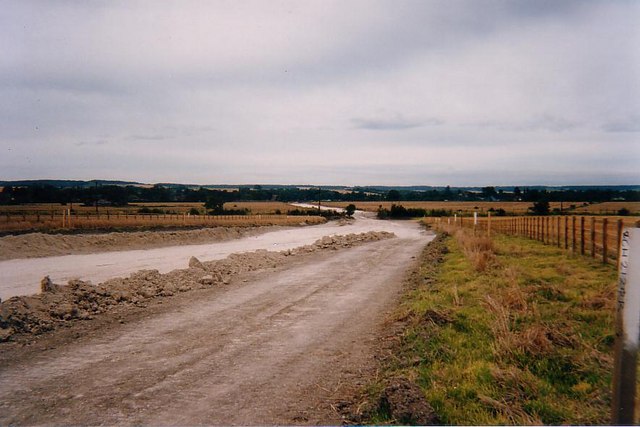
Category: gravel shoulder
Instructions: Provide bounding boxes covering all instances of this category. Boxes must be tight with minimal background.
[0,228,433,425]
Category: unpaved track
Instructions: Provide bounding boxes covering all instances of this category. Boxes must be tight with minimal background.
[0,223,433,425]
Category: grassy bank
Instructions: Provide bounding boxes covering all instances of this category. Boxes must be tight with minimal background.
[364,227,621,425]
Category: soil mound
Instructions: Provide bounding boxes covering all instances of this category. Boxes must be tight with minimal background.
[0,232,394,341]
[0,226,277,260]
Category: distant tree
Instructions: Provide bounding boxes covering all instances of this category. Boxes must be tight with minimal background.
[529,200,550,215]
[345,204,356,217]
[205,195,225,213]
[481,186,497,199]
[513,187,522,200]
[618,207,630,216]
[443,185,452,200]
[387,190,401,201]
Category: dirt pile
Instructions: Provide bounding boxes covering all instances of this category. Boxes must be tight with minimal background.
[0,226,278,260]
[378,378,439,425]
[0,231,394,341]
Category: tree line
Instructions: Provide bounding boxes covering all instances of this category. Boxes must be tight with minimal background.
[0,183,638,206]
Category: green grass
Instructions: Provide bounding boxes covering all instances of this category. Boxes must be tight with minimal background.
[377,230,619,425]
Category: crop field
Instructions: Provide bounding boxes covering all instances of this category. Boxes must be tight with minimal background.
[223,201,298,214]
[570,201,640,215]
[323,201,640,215]
[322,201,564,214]
[0,201,323,233]
[0,202,206,216]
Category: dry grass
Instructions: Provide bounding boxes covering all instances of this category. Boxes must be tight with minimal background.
[571,201,640,215]
[0,213,325,233]
[380,231,619,425]
[0,201,313,232]
[452,228,496,272]
[223,201,298,214]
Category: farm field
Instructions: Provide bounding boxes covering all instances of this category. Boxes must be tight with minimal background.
[323,200,640,215]
[323,201,564,214]
[0,201,296,215]
[571,201,640,215]
[0,202,320,233]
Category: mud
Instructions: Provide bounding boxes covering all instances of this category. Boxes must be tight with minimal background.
[0,226,278,261]
[0,232,394,342]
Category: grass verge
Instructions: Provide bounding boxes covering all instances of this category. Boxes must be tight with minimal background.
[352,227,621,425]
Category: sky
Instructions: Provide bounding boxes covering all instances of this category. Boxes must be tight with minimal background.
[1,0,639,186]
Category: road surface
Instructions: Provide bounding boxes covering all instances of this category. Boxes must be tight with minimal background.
[1,211,418,300]
[0,216,433,425]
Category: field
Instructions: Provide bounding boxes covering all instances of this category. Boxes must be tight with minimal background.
[322,201,640,215]
[223,201,298,214]
[425,215,639,264]
[571,201,640,215]
[361,228,620,425]
[0,201,323,233]
[0,201,297,216]
[323,201,563,214]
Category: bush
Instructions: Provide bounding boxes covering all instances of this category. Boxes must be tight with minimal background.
[378,204,427,219]
[345,204,356,217]
[138,207,164,214]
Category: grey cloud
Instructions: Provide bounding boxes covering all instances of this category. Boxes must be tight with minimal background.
[471,115,578,133]
[352,116,443,131]
[602,116,640,133]
[128,134,167,141]
[1,1,638,185]
[74,140,108,147]
[520,115,578,132]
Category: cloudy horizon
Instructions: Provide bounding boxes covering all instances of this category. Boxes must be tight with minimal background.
[1,1,639,187]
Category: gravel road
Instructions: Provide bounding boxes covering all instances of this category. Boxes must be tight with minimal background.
[0,217,433,425]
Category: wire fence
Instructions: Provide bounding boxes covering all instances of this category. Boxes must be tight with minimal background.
[425,215,640,264]
[0,210,326,232]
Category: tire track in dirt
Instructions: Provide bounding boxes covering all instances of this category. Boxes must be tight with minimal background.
[0,223,433,425]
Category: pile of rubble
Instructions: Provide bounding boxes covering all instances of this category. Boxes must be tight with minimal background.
[0,231,394,341]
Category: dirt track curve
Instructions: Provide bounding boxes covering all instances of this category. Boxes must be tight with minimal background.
[0,222,433,425]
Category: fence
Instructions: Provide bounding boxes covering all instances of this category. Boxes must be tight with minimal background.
[1,210,326,232]
[426,215,640,264]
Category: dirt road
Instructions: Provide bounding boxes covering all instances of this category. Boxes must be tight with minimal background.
[0,212,418,300]
[0,220,433,425]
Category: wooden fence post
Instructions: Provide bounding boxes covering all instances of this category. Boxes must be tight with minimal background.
[572,216,577,254]
[539,217,543,242]
[618,219,624,264]
[487,211,491,237]
[603,218,609,264]
[591,217,597,258]
[564,216,569,249]
[580,216,585,255]
[557,216,561,247]
[545,217,550,244]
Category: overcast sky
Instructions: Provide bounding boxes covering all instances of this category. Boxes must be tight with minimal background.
[1,1,639,186]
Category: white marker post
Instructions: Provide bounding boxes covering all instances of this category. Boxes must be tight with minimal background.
[612,228,640,424]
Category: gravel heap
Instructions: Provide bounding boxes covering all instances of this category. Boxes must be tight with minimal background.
[0,231,394,341]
